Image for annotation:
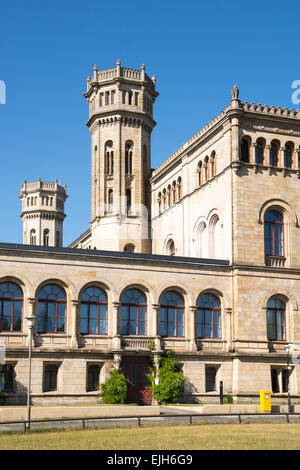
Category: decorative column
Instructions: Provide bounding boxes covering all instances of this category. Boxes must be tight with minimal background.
[152,304,162,352]
[70,300,79,348]
[280,147,285,169]
[112,302,121,350]
[251,143,256,165]
[27,298,36,347]
[189,306,197,351]
[226,307,233,352]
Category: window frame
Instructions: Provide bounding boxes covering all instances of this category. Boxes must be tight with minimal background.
[264,210,284,257]
[266,297,286,341]
[44,364,59,392]
[37,285,66,334]
[0,282,23,333]
[160,292,185,338]
[121,290,147,336]
[80,287,108,336]
[205,367,217,392]
[197,294,221,339]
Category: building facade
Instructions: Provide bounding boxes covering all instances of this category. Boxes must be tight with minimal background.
[1,62,300,405]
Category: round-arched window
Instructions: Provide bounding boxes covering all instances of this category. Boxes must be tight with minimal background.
[160,291,184,337]
[267,297,286,341]
[197,293,221,338]
[37,284,66,333]
[121,289,147,335]
[264,210,284,256]
[80,286,107,335]
[0,282,23,332]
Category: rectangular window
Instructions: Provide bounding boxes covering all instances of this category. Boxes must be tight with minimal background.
[282,369,289,393]
[1,364,14,391]
[44,364,59,392]
[87,365,100,392]
[206,367,217,392]
[271,368,279,393]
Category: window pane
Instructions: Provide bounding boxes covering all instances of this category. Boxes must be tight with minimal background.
[90,317,98,334]
[129,320,137,335]
[57,316,65,332]
[80,317,88,334]
[121,320,128,335]
[99,319,107,334]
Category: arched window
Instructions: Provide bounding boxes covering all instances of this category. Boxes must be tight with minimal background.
[255,138,265,164]
[270,141,279,167]
[121,289,147,335]
[105,141,114,175]
[167,185,171,206]
[80,286,107,335]
[264,210,284,256]
[158,192,162,214]
[197,293,221,338]
[172,181,177,203]
[0,282,23,332]
[160,291,184,337]
[177,177,182,200]
[37,284,66,333]
[126,189,132,215]
[125,141,133,175]
[211,152,216,177]
[108,189,113,213]
[162,189,167,210]
[166,239,175,256]
[241,138,250,163]
[43,229,49,246]
[204,157,209,181]
[30,229,36,245]
[284,142,293,168]
[267,297,286,340]
[124,244,135,253]
[198,161,203,186]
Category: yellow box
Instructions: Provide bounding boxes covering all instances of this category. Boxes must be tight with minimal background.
[260,390,271,412]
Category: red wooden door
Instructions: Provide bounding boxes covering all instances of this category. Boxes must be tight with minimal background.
[122,356,152,405]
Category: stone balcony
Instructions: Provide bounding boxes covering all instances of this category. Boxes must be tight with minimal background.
[265,255,286,267]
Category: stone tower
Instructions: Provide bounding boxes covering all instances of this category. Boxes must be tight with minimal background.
[19,178,68,247]
[84,60,159,253]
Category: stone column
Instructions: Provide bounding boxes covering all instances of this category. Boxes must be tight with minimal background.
[112,302,121,350]
[189,306,197,351]
[226,307,233,352]
[27,298,36,347]
[70,300,79,348]
[280,147,285,168]
[152,304,162,351]
[251,143,256,165]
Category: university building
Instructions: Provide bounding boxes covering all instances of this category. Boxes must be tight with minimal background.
[1,61,300,404]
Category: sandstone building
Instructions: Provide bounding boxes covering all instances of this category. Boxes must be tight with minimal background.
[1,61,300,404]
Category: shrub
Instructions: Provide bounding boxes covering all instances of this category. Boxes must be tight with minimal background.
[98,368,127,404]
[224,394,234,404]
[149,350,184,404]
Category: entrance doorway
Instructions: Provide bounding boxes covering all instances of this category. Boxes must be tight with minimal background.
[121,356,152,405]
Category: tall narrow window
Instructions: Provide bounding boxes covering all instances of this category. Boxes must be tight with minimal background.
[37,284,66,334]
[162,189,166,210]
[125,142,133,174]
[108,189,113,213]
[105,141,114,175]
[167,186,171,206]
[87,365,101,391]
[158,192,162,214]
[44,364,58,391]
[126,189,132,215]
[80,286,107,335]
[267,297,286,341]
[284,142,293,168]
[177,177,182,200]
[1,364,14,391]
[271,368,279,393]
[270,141,279,167]
[172,182,177,203]
[121,289,147,336]
[206,367,217,392]
[204,157,209,181]
[30,229,36,245]
[43,229,50,246]
[197,293,221,338]
[166,239,175,256]
[0,282,23,332]
[198,162,202,186]
[160,291,184,337]
[264,210,284,256]
[211,152,216,177]
[255,138,265,164]
[241,138,250,163]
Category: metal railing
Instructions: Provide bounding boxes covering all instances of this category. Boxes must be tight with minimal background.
[0,412,299,432]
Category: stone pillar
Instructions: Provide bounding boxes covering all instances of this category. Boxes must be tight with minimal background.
[280,147,285,168]
[70,300,79,348]
[112,302,121,350]
[152,304,162,351]
[189,306,197,351]
[226,307,233,352]
[27,298,36,347]
[251,143,256,165]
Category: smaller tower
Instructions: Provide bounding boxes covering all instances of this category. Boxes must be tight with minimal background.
[19,178,68,247]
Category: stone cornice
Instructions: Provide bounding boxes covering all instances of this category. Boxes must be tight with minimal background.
[86,110,156,132]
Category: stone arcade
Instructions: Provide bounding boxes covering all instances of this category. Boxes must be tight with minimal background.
[1,61,300,404]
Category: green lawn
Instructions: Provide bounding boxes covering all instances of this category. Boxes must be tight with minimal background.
[0,423,299,450]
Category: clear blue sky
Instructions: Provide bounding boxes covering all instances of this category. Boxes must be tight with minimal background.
[1,0,299,246]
